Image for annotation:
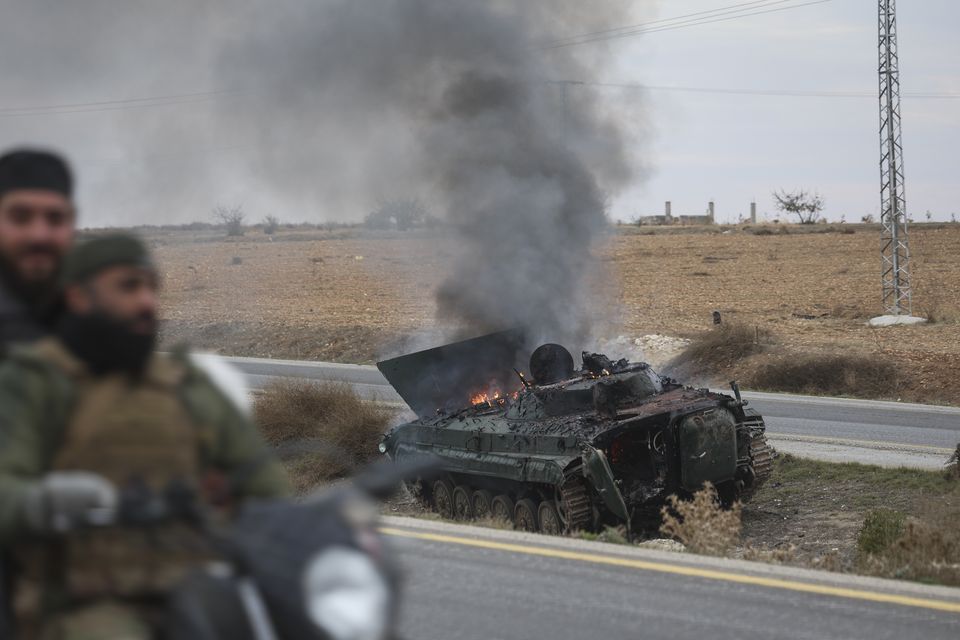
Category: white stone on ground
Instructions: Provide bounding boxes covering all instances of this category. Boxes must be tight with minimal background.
[867,315,928,327]
[637,538,686,553]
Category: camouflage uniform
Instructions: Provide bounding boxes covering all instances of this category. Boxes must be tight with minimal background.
[0,337,289,639]
[0,281,56,358]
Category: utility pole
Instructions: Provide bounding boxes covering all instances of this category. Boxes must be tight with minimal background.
[878,0,912,315]
[547,80,585,140]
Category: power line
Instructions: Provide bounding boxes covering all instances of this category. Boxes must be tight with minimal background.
[541,0,834,50]
[569,81,960,100]
[0,89,237,113]
[542,0,802,48]
[5,79,956,122]
[0,90,237,118]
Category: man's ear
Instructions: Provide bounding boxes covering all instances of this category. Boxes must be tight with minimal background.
[64,283,92,315]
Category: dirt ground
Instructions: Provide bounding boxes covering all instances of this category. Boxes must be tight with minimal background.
[741,454,958,571]
[149,223,960,404]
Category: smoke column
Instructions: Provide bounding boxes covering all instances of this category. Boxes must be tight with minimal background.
[215,0,641,347]
[0,1,644,348]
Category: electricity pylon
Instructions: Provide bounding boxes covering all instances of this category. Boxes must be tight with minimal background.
[878,0,911,315]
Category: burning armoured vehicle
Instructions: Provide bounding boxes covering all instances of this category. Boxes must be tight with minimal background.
[377,331,773,534]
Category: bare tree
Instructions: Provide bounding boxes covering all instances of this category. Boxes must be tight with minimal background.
[212,205,246,236]
[262,214,280,235]
[365,197,429,231]
[772,189,824,225]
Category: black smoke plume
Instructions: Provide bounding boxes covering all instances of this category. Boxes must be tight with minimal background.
[0,1,644,349]
[215,0,639,346]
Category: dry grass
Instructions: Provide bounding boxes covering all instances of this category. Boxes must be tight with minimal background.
[857,509,906,555]
[664,323,769,380]
[254,380,395,492]
[660,483,742,556]
[858,507,960,586]
[471,516,520,531]
[946,445,960,480]
[744,352,900,398]
[665,322,903,399]
[577,526,630,545]
[742,543,798,565]
[746,455,960,586]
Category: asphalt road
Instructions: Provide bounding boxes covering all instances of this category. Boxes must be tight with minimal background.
[227,356,960,636]
[383,517,960,640]
[225,356,960,468]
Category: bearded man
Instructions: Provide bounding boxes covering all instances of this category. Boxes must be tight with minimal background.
[0,234,289,639]
[0,149,75,356]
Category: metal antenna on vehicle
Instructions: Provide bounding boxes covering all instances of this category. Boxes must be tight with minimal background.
[513,368,533,389]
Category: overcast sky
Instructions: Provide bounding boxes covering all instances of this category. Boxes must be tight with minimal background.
[0,0,956,226]
[609,0,959,222]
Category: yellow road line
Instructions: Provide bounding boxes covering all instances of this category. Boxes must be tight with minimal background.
[380,527,960,614]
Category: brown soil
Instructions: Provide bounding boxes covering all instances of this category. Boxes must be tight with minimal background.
[740,454,960,582]
[151,223,960,404]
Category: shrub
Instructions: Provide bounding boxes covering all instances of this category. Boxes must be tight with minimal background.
[660,483,742,556]
[254,380,395,491]
[365,197,430,230]
[858,509,905,555]
[212,205,246,237]
[859,509,960,586]
[263,214,280,235]
[946,444,959,480]
[745,352,900,398]
[665,323,770,379]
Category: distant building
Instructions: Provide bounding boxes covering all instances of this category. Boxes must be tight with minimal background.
[638,201,715,226]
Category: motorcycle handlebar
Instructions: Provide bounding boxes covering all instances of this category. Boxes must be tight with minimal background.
[78,456,443,528]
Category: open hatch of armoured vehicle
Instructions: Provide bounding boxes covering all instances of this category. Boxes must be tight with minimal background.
[377,330,773,535]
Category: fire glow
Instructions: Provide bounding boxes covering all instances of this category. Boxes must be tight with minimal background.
[470,386,520,408]
[471,390,502,406]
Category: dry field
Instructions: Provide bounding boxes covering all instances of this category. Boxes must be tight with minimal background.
[150,223,960,404]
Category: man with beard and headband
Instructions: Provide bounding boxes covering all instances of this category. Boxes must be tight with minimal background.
[0,234,289,639]
[0,149,75,356]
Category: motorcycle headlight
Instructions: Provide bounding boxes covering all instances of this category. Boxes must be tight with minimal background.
[303,547,391,640]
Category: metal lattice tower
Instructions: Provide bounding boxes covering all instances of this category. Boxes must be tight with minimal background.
[878,0,911,315]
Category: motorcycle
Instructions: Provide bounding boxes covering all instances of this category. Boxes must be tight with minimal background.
[19,459,436,640]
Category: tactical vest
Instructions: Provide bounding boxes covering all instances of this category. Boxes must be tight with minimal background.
[14,338,218,616]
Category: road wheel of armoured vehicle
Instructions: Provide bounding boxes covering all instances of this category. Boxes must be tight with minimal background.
[472,490,494,519]
[432,479,456,520]
[452,486,474,520]
[514,499,539,532]
[490,495,514,525]
[538,501,563,535]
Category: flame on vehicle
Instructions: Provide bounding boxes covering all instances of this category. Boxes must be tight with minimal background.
[470,384,520,408]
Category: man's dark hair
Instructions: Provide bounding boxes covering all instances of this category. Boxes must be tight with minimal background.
[0,149,73,201]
